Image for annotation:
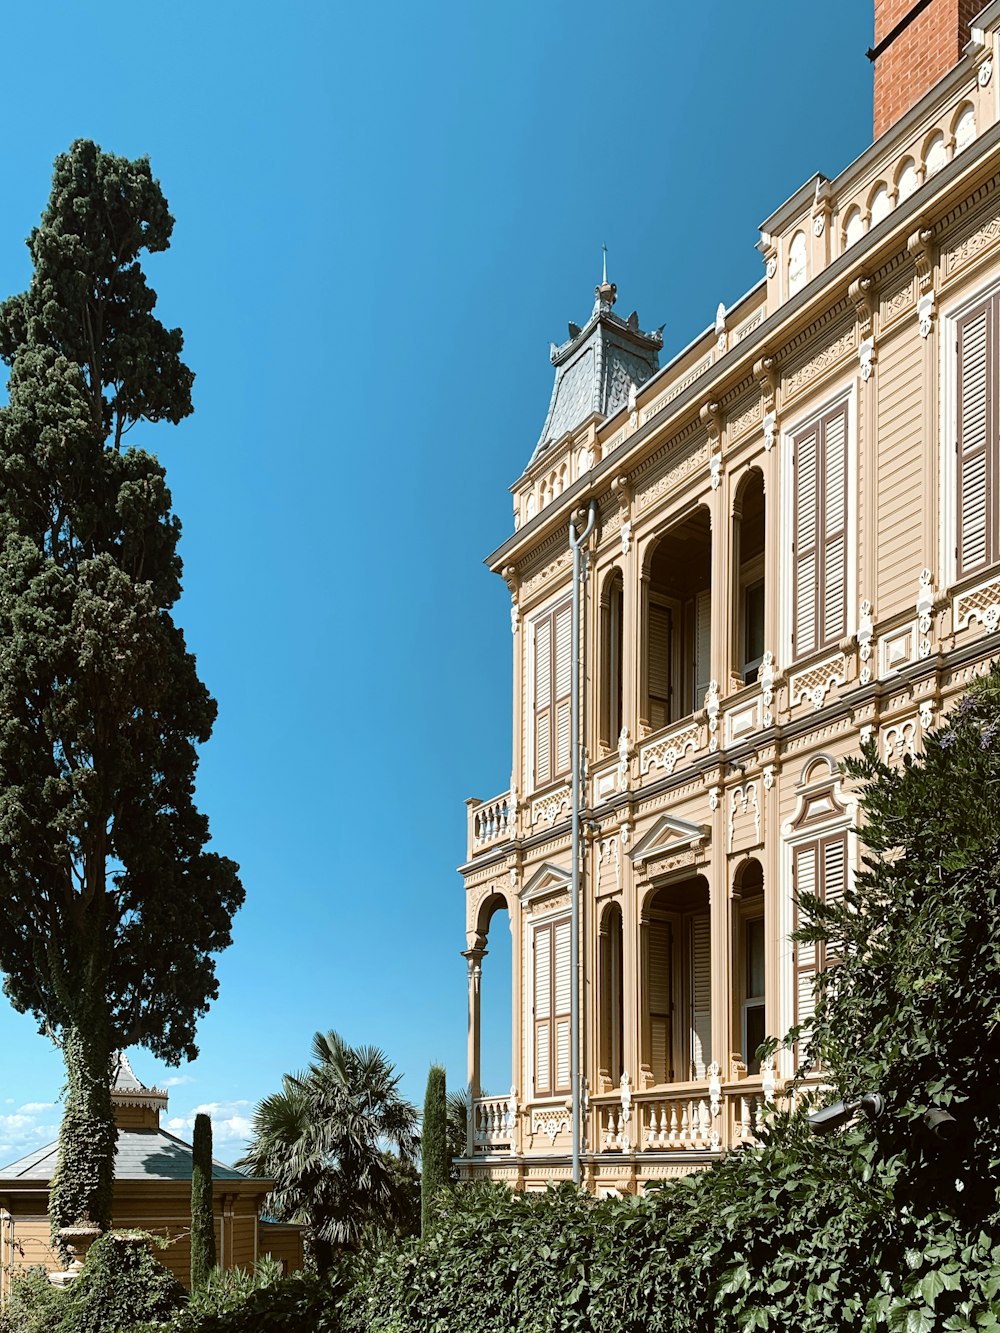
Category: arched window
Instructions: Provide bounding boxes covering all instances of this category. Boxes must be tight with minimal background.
[599,569,624,750]
[598,902,624,1087]
[733,470,765,684]
[925,131,947,177]
[643,508,712,729]
[732,859,765,1074]
[869,183,891,227]
[842,206,864,250]
[643,875,711,1084]
[788,231,808,296]
[895,157,918,204]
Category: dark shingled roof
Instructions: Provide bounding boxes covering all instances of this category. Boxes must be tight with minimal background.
[0,1129,266,1185]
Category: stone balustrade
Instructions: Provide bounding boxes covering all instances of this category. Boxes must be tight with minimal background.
[472,1092,517,1153]
[466,791,512,858]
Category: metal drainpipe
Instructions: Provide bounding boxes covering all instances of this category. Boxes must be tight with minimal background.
[569,499,598,1188]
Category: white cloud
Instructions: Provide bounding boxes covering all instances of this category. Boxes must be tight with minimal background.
[17,1102,54,1114]
[165,1101,254,1158]
[162,1074,195,1088]
[0,1106,60,1165]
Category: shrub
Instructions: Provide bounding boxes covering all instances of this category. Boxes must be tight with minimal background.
[0,1267,67,1333]
[56,1231,184,1333]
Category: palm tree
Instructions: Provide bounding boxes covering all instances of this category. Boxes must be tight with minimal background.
[238,1031,419,1271]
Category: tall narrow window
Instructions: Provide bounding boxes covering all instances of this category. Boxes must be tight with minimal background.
[644,507,712,728]
[734,469,766,684]
[533,599,572,787]
[600,571,624,749]
[689,913,712,1080]
[533,917,572,1096]
[792,832,847,1038]
[743,917,766,1073]
[957,292,999,577]
[793,402,847,660]
[598,903,624,1087]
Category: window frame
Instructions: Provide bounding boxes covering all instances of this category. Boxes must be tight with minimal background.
[782,386,856,668]
[940,278,1000,589]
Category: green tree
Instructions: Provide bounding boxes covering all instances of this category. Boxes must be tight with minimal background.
[420,1065,447,1237]
[238,1031,419,1272]
[0,140,243,1239]
[190,1113,216,1289]
[801,665,1000,1227]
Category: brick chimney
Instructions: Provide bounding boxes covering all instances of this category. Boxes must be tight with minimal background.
[872,0,980,137]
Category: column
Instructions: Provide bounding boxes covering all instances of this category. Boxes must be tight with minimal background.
[462,944,486,1156]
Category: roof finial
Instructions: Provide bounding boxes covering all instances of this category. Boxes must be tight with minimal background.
[595,245,616,312]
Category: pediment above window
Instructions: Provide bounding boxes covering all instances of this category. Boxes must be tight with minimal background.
[628,815,711,867]
[519,861,572,907]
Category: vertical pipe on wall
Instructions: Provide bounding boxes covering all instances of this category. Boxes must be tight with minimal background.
[569,500,598,1187]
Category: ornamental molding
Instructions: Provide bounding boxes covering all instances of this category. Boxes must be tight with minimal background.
[640,355,713,426]
[530,786,572,829]
[728,781,761,851]
[881,716,918,765]
[635,442,710,514]
[788,653,848,710]
[782,323,856,400]
[955,572,1000,634]
[639,723,700,777]
[531,1109,570,1145]
[727,393,762,441]
[628,813,710,867]
[519,860,572,906]
[520,549,573,598]
[848,275,876,342]
[879,271,915,327]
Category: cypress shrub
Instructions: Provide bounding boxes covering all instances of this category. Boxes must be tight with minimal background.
[420,1065,447,1237]
[190,1113,216,1289]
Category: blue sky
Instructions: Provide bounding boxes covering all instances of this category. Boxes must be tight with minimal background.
[0,0,874,1162]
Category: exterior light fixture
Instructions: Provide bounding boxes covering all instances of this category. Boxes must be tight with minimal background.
[807,1092,886,1135]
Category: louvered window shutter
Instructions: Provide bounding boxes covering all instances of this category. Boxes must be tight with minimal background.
[689,913,712,1080]
[534,618,552,787]
[793,426,820,658]
[553,603,573,777]
[533,924,552,1095]
[694,589,712,713]
[793,404,849,660]
[793,831,849,1045]
[647,920,672,1084]
[822,404,848,645]
[553,919,572,1093]
[792,843,819,1036]
[648,603,672,729]
[957,296,996,576]
[532,601,573,788]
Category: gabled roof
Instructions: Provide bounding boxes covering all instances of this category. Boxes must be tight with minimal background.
[0,1128,266,1186]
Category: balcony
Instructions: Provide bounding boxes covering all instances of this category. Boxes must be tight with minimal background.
[465,790,513,860]
[466,1063,787,1162]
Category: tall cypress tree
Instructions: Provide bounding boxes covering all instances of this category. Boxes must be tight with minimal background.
[0,140,244,1239]
[420,1065,447,1238]
[190,1112,216,1287]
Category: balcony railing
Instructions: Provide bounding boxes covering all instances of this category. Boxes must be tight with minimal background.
[465,791,512,859]
[471,1092,517,1154]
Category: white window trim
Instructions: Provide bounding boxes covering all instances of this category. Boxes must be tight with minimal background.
[779,383,858,668]
[525,907,571,1104]
[779,782,858,1081]
[938,275,1000,589]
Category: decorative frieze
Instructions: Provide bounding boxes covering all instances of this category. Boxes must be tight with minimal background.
[635,443,710,514]
[641,355,713,424]
[942,201,1000,277]
[531,786,571,828]
[531,1108,570,1145]
[882,717,917,764]
[728,782,761,851]
[639,723,700,777]
[788,654,848,710]
[782,325,855,399]
[955,572,1000,633]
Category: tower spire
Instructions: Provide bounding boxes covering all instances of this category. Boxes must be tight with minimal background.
[602,241,608,286]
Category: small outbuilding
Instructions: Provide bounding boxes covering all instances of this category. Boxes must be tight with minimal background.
[0,1054,302,1297]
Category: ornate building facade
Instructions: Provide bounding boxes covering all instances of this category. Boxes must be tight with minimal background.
[459,0,1000,1192]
